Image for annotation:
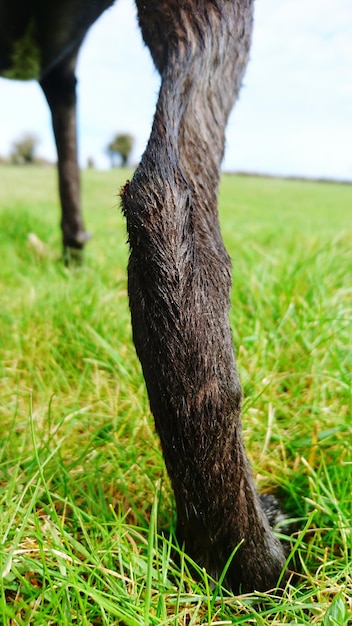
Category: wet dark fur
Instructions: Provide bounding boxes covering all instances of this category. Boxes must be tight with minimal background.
[122,0,288,593]
[1,0,288,592]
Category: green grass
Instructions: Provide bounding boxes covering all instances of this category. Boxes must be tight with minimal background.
[0,165,351,624]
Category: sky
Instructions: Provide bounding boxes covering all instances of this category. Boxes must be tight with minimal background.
[1,0,351,181]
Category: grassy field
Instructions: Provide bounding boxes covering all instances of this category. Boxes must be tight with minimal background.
[0,165,351,624]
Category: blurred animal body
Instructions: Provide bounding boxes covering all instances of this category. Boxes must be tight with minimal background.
[0,0,114,255]
[0,0,287,592]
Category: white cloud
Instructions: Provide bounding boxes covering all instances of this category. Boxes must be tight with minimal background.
[223,0,352,179]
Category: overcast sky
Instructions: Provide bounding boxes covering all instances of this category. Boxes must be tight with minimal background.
[1,0,351,181]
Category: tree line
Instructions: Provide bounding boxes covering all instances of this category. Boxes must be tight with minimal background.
[2,132,135,167]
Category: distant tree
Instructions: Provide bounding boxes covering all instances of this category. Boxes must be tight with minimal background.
[10,133,39,164]
[107,133,135,167]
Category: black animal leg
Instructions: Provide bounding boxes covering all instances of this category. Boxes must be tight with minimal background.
[40,52,90,261]
[122,0,288,593]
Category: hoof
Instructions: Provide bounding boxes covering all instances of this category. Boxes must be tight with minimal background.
[75,231,92,246]
[62,232,92,265]
[64,231,92,248]
[259,493,289,532]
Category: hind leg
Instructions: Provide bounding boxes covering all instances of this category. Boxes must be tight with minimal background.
[40,51,90,262]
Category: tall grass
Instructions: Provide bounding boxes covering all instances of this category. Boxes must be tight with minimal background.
[0,166,351,624]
